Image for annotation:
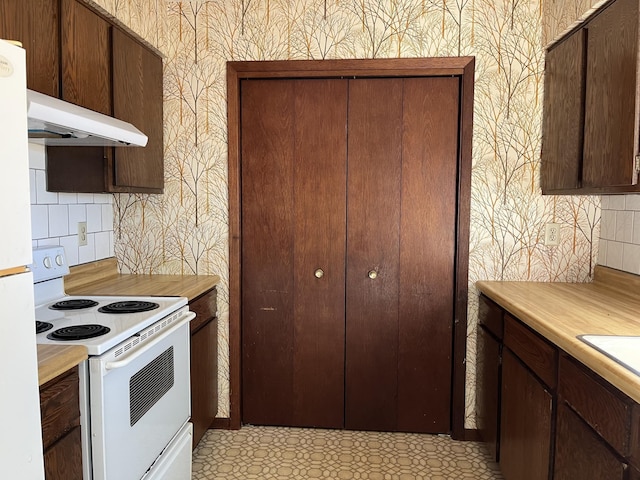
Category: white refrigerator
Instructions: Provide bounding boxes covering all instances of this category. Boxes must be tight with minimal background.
[0,39,45,480]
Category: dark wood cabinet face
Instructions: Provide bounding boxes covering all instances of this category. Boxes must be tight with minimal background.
[476,324,501,462]
[241,76,459,433]
[61,0,112,115]
[39,1,164,193]
[554,402,626,480]
[0,0,59,96]
[582,0,638,188]
[500,349,553,480]
[112,27,164,192]
[541,0,640,193]
[43,426,83,480]
[191,316,218,448]
[541,29,585,192]
[40,368,83,480]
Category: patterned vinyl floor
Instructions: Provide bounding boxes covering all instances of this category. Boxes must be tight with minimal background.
[192,426,504,480]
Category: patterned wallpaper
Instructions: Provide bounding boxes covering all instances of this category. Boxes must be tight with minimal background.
[101,0,600,428]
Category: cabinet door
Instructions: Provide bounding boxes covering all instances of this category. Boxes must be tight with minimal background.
[190,317,217,448]
[540,29,585,193]
[476,325,501,461]
[241,79,348,428]
[500,349,552,480]
[582,0,639,188]
[61,0,111,115]
[0,0,59,96]
[43,427,83,480]
[554,402,626,480]
[112,28,164,192]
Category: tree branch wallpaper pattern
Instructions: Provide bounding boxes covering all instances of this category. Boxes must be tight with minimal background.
[92,0,600,428]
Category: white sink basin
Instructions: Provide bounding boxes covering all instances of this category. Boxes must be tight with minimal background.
[579,335,640,376]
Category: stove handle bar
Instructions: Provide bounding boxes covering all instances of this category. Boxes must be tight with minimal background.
[104,312,196,371]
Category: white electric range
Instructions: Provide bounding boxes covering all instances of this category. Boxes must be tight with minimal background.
[32,246,194,480]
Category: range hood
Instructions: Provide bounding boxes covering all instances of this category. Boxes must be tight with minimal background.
[27,89,148,147]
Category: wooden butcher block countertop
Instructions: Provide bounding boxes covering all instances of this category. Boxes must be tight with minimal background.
[64,258,220,301]
[37,258,220,384]
[37,345,87,386]
[477,265,640,404]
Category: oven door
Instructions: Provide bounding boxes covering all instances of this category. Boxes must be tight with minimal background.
[87,312,194,480]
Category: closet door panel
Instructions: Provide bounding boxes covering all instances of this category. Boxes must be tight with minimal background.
[241,79,348,428]
[345,78,403,431]
[292,79,348,428]
[241,79,296,426]
[397,77,459,432]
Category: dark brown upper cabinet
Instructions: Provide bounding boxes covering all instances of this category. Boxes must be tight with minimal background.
[111,28,164,192]
[0,0,59,97]
[61,0,112,115]
[2,0,164,193]
[541,0,640,194]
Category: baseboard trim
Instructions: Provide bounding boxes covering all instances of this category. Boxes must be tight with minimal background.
[211,417,232,429]
[464,428,481,441]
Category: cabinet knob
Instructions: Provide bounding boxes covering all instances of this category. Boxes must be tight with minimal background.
[368,270,378,279]
[314,268,324,279]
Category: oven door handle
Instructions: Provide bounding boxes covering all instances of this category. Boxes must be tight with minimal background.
[104,312,195,371]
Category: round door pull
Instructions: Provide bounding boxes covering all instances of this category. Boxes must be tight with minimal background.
[314,268,324,279]
[368,270,378,279]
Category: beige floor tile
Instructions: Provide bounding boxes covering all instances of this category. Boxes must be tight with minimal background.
[192,426,504,480]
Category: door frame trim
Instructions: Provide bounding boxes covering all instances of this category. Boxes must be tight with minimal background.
[227,57,475,439]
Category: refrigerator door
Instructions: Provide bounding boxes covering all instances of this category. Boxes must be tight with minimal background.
[0,40,44,480]
[0,39,32,270]
[0,272,45,479]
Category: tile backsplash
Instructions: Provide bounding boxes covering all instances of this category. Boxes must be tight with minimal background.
[599,195,640,275]
[28,143,114,266]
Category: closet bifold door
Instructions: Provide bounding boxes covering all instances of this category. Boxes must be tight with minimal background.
[345,77,459,433]
[240,78,348,428]
[397,77,458,433]
[345,78,403,432]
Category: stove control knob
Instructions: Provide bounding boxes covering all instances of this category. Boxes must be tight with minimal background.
[55,255,64,266]
[43,256,52,269]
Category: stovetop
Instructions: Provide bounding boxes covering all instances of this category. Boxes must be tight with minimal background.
[34,294,188,355]
[30,246,189,355]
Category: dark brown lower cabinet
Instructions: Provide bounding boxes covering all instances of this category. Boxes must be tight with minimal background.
[499,349,553,480]
[477,293,640,480]
[476,324,501,461]
[554,402,626,480]
[40,367,82,480]
[44,427,83,480]
[189,288,218,449]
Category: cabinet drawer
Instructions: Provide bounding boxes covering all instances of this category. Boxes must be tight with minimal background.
[40,367,80,449]
[504,314,557,389]
[190,288,217,333]
[478,295,503,339]
[558,355,632,455]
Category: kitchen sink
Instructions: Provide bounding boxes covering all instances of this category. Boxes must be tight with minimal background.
[579,335,640,376]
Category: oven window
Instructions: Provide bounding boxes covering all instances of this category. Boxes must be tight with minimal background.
[130,346,175,426]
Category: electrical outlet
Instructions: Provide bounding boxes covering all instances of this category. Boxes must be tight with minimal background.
[78,222,88,246]
[544,223,560,246]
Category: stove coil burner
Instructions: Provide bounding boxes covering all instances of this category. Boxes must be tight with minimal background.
[47,324,110,341]
[36,321,53,334]
[50,299,99,310]
[98,301,160,314]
